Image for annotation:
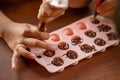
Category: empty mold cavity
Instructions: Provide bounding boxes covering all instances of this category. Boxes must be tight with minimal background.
[58,42,69,50]
[66,50,78,59]
[90,17,100,24]
[52,57,64,66]
[98,24,111,32]
[80,44,94,53]
[85,30,96,38]
[63,28,74,36]
[71,36,83,45]
[43,50,55,57]
[76,22,87,30]
[50,34,60,41]
[94,38,106,46]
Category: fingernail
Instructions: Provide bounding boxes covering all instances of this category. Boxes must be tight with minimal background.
[11,65,16,70]
[97,7,102,13]
[30,54,36,59]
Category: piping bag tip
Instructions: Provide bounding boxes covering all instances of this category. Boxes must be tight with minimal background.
[38,22,47,32]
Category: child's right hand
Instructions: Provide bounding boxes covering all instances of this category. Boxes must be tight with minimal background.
[94,0,117,16]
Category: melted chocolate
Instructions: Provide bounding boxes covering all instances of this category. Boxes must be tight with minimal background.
[98,24,111,32]
[91,18,100,24]
[52,57,64,66]
[37,55,41,58]
[80,44,93,53]
[66,50,78,59]
[26,47,31,52]
[107,32,119,40]
[38,23,47,32]
[43,50,55,57]
[58,42,69,50]
[94,38,106,46]
[71,36,83,45]
[85,30,96,38]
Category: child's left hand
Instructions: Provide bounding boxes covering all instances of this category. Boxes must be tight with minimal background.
[2,22,56,70]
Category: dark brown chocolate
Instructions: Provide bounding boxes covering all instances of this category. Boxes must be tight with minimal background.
[58,42,69,50]
[91,18,100,24]
[80,44,93,53]
[85,30,96,38]
[52,57,64,66]
[98,24,111,32]
[94,38,106,46]
[107,32,119,40]
[37,55,41,58]
[38,22,46,32]
[26,47,31,52]
[71,36,83,45]
[66,50,78,59]
[43,50,55,57]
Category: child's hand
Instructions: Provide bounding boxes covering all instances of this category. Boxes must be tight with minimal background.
[2,22,56,70]
[94,0,117,16]
[38,0,69,23]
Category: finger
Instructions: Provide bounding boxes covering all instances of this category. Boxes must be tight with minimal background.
[94,0,102,9]
[28,24,49,39]
[22,38,57,50]
[11,50,19,70]
[24,30,50,40]
[23,24,50,40]
[100,8,115,16]
[97,0,116,15]
[16,44,36,59]
[32,31,50,40]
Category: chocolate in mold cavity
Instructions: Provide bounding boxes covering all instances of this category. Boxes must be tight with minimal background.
[66,50,78,59]
[43,50,55,57]
[98,24,111,32]
[94,38,106,46]
[90,17,100,24]
[52,57,64,66]
[92,19,100,24]
[76,22,87,30]
[85,30,96,38]
[58,42,69,50]
[63,28,74,36]
[37,55,42,58]
[71,36,83,45]
[107,32,119,40]
[80,44,93,53]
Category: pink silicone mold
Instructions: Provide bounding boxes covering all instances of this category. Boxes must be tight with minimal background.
[50,34,60,42]
[63,28,74,36]
[30,15,119,73]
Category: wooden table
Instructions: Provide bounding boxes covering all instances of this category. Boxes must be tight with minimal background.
[0,1,120,80]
